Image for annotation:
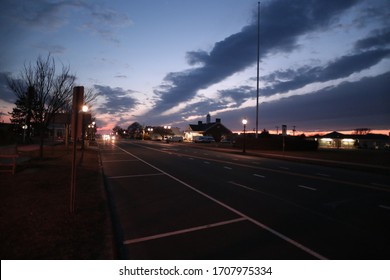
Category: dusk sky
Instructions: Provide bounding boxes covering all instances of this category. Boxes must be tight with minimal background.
[1,0,389,134]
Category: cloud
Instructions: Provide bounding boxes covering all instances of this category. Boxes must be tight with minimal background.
[0,72,17,103]
[0,0,85,31]
[0,0,132,43]
[260,48,390,96]
[151,0,361,116]
[93,85,139,115]
[354,27,390,50]
[219,71,390,131]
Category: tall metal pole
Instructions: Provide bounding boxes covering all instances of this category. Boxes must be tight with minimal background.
[256,1,260,139]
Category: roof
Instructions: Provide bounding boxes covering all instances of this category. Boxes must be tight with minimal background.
[321,131,389,140]
[188,121,232,135]
[322,131,345,138]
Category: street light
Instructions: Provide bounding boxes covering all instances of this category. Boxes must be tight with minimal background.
[81,105,88,150]
[163,125,171,141]
[242,118,247,153]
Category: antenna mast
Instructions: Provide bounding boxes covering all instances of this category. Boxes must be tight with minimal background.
[256,1,260,139]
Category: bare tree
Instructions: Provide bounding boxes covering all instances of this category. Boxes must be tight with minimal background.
[354,128,371,135]
[7,54,76,158]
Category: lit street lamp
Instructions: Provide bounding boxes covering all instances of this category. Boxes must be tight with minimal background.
[81,105,88,149]
[242,118,247,153]
[163,125,171,141]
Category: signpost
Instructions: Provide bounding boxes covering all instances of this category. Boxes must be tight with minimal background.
[70,86,84,214]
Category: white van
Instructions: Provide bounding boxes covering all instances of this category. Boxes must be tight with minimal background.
[194,136,215,143]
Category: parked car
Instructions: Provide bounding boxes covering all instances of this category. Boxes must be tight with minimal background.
[194,136,215,143]
[167,136,183,142]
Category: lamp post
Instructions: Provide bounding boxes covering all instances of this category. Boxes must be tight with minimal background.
[147,127,153,140]
[81,105,88,149]
[242,118,247,153]
[22,124,28,143]
[164,125,171,142]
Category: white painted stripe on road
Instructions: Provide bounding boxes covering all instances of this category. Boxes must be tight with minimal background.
[108,173,164,179]
[123,217,246,245]
[102,159,139,163]
[224,166,232,170]
[315,173,330,177]
[297,185,317,191]
[229,181,256,192]
[253,174,265,178]
[116,145,327,260]
[204,161,210,164]
[371,183,390,188]
[279,166,290,170]
[379,205,390,211]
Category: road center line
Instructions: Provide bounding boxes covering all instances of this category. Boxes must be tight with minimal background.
[123,217,246,245]
[116,145,327,260]
[224,166,232,170]
[379,205,390,211]
[229,181,256,192]
[371,182,390,188]
[108,173,164,179]
[253,174,266,178]
[315,173,330,177]
[128,142,390,192]
[102,159,140,163]
[297,185,317,191]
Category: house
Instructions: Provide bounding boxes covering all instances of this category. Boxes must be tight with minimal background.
[185,114,232,142]
[318,131,389,149]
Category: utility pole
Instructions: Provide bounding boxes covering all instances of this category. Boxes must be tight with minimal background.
[255,1,260,139]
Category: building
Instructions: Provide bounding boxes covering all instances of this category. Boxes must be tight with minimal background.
[185,114,232,142]
[317,131,389,150]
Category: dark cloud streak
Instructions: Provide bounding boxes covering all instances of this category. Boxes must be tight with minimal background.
[219,71,390,131]
[260,48,390,96]
[93,85,138,115]
[152,0,360,115]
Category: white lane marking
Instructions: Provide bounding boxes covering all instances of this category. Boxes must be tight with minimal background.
[379,205,390,211]
[224,166,232,170]
[279,166,290,170]
[102,159,139,163]
[123,217,246,245]
[297,185,317,191]
[229,181,256,192]
[188,158,194,160]
[371,183,390,188]
[108,173,164,179]
[315,173,330,177]
[116,145,327,260]
[253,174,266,178]
[204,161,210,164]
[129,142,390,192]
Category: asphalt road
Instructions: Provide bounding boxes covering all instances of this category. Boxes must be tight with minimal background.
[100,140,390,260]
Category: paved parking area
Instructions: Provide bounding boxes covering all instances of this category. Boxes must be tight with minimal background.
[100,143,317,259]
